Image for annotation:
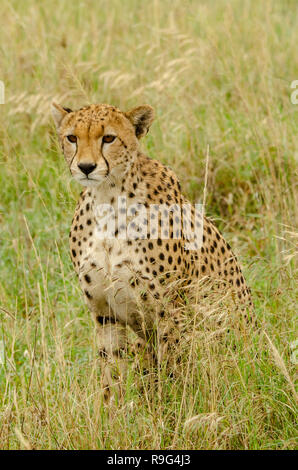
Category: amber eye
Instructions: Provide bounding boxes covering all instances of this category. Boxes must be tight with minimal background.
[102,135,116,144]
[67,135,77,143]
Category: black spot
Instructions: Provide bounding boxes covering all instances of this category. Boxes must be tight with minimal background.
[96,315,115,325]
[72,249,76,257]
[130,277,139,287]
[84,274,91,283]
[85,290,92,299]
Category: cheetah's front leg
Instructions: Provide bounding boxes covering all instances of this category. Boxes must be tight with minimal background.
[91,311,128,403]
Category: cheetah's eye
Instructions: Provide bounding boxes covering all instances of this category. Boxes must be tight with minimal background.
[67,135,77,143]
[102,135,116,144]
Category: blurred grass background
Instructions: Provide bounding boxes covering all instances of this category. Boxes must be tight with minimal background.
[0,0,297,449]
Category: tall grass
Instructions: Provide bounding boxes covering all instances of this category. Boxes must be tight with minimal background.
[0,0,297,449]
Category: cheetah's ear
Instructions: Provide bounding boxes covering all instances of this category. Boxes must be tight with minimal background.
[125,105,155,139]
[51,102,72,129]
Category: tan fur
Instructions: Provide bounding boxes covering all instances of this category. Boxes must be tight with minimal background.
[52,102,254,401]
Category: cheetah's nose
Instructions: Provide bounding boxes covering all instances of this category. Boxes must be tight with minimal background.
[78,163,97,176]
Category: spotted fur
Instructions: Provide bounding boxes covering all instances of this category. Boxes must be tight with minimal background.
[52,102,254,400]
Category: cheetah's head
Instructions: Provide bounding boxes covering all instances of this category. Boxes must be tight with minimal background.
[51,102,154,187]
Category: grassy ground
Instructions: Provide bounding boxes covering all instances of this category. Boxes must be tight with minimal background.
[0,0,297,450]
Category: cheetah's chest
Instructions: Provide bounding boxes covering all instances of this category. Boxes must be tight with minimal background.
[83,236,133,279]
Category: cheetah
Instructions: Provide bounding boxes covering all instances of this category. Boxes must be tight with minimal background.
[51,102,254,399]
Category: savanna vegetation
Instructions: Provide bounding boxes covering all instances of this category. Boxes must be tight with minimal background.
[0,0,297,449]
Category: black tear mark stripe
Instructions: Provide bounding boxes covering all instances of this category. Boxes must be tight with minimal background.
[100,141,110,175]
[69,145,78,170]
[102,155,110,175]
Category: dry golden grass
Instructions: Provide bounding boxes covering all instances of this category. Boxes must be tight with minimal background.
[0,0,297,449]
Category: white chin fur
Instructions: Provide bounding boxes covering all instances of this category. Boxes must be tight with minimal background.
[76,177,104,187]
